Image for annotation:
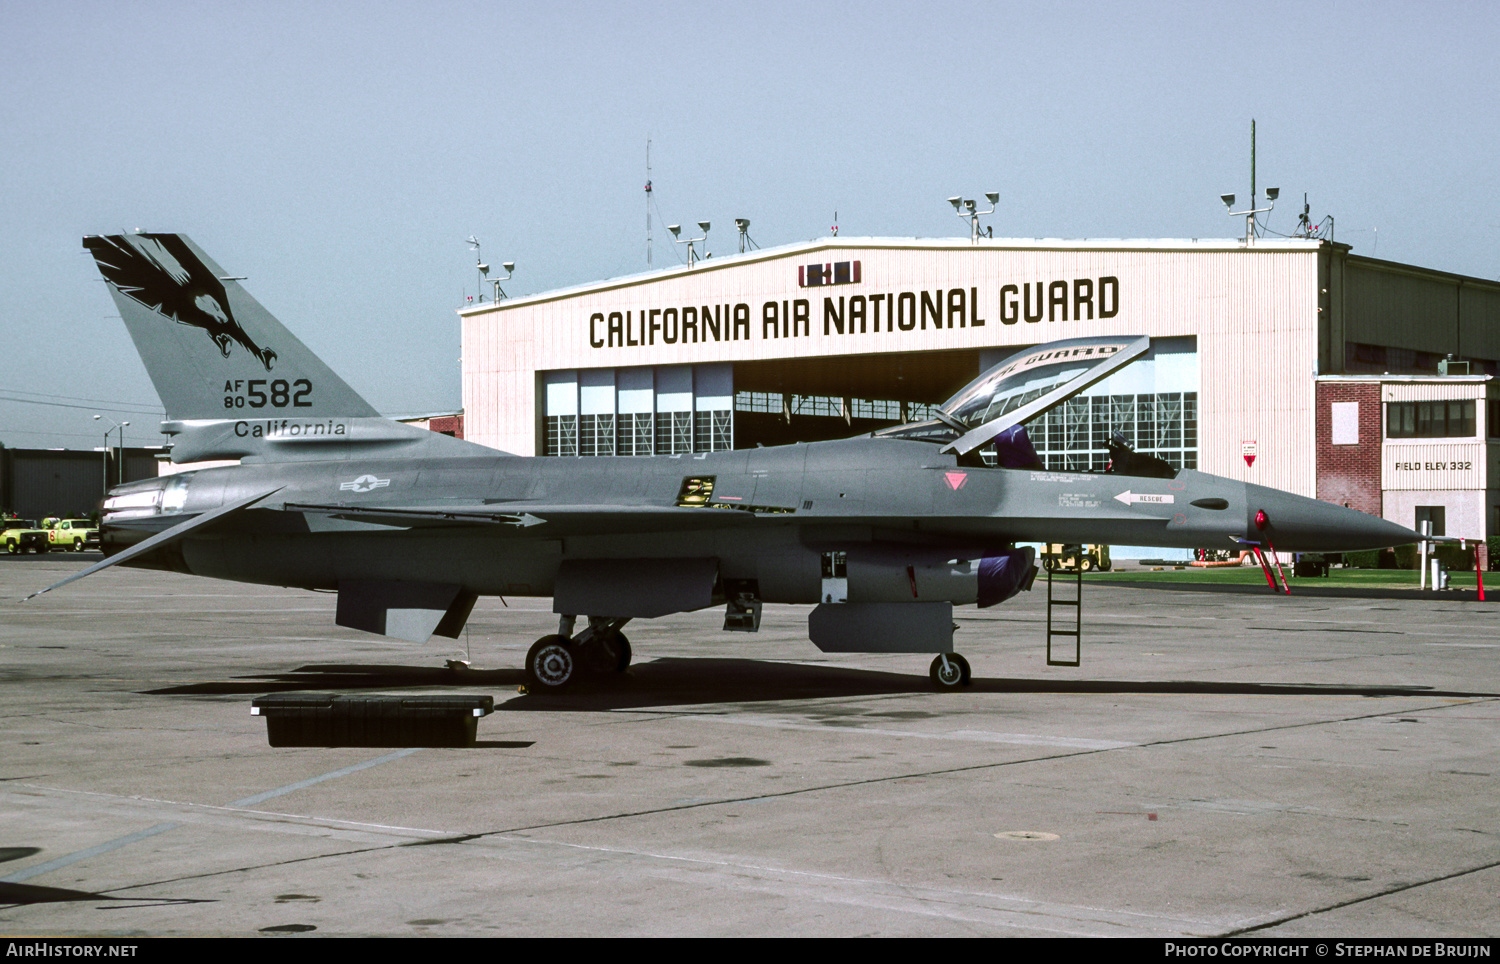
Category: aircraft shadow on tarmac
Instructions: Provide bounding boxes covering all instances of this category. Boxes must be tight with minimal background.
[141,657,1499,712]
[0,848,210,908]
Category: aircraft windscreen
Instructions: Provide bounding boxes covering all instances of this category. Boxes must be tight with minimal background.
[940,338,1138,429]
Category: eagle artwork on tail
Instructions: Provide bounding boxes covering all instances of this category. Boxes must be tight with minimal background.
[84,233,277,371]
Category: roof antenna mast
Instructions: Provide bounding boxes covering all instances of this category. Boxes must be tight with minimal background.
[645,138,653,268]
[1218,119,1278,244]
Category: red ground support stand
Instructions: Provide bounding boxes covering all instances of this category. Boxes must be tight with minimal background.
[1251,545,1290,595]
[1266,540,1291,593]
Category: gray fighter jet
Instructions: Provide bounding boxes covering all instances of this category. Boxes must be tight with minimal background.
[32,233,1420,690]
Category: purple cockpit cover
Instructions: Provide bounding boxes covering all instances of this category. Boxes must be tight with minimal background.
[978,547,1037,608]
[990,423,1041,469]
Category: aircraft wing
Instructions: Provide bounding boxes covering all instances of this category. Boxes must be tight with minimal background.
[284,501,772,533]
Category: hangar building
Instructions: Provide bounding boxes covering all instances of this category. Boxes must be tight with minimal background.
[458,236,1500,548]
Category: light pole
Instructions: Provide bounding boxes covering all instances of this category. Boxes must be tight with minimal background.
[948,192,998,243]
[93,415,130,488]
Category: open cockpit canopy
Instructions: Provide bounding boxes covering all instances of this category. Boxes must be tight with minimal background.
[877,335,1149,451]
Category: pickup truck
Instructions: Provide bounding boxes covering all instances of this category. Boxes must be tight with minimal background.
[47,518,99,551]
[3,518,50,554]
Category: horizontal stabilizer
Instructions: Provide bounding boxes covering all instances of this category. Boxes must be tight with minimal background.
[23,487,282,601]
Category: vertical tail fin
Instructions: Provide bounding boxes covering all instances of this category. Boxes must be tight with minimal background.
[84,233,379,421]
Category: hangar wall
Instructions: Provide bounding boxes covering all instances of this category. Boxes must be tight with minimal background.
[1339,256,1500,371]
[0,447,162,520]
[463,238,1322,497]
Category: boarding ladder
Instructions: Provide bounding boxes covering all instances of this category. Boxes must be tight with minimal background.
[1045,545,1083,666]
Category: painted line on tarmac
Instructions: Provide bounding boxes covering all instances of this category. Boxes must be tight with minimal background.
[477,832,1234,937]
[0,821,178,883]
[692,714,1137,750]
[226,748,422,808]
[1,750,423,884]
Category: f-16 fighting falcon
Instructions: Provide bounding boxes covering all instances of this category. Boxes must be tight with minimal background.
[30,233,1420,691]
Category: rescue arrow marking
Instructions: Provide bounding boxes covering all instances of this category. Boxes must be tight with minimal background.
[1113,490,1175,506]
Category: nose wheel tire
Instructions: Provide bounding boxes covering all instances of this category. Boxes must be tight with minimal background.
[929,653,972,689]
[526,635,579,691]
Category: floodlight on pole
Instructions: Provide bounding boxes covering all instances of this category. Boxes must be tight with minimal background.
[673,220,709,266]
[1222,188,1278,244]
[735,218,757,254]
[492,261,515,302]
[947,191,998,243]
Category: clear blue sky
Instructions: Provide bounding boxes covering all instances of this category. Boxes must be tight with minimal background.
[3,0,1497,451]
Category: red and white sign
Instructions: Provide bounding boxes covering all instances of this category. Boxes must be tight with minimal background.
[1242,440,1258,467]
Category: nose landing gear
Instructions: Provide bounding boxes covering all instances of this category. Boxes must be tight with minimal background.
[929,652,972,689]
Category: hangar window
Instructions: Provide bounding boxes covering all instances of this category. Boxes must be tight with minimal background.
[620,412,654,456]
[1386,400,1476,438]
[696,410,733,451]
[733,392,913,423]
[656,411,694,455]
[580,414,615,457]
[542,364,733,456]
[1027,392,1197,472]
[545,415,578,457]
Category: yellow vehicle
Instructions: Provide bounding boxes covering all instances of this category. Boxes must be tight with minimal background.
[47,518,99,551]
[1041,543,1111,572]
[3,518,50,554]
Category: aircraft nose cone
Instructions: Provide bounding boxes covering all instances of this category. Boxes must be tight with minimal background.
[1245,483,1420,551]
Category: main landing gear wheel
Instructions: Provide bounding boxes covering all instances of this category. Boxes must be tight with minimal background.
[929,653,972,689]
[581,632,631,674]
[525,635,578,692]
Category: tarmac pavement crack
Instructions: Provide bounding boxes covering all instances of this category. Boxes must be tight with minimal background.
[64,844,401,899]
[1224,855,1500,936]
[407,696,1497,844]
